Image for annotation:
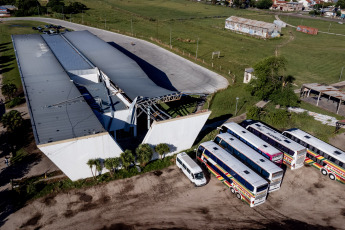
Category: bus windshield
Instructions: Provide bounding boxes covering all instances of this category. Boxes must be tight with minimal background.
[194,172,204,179]
[256,184,268,193]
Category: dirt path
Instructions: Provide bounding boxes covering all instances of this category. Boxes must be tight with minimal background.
[1,164,344,229]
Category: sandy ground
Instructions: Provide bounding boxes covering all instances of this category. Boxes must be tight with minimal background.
[1,163,345,230]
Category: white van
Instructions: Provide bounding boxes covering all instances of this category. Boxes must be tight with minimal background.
[176,152,206,187]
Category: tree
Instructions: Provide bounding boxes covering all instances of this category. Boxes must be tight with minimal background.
[247,56,299,106]
[105,157,121,176]
[136,144,153,167]
[155,143,170,160]
[336,0,345,9]
[1,83,17,100]
[246,106,262,120]
[1,110,24,133]
[95,159,102,175]
[87,159,96,179]
[256,0,273,9]
[120,150,134,170]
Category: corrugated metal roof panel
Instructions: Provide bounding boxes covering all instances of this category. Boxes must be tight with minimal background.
[63,31,177,101]
[226,16,277,31]
[42,34,93,71]
[12,34,106,145]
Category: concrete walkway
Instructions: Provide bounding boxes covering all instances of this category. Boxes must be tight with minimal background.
[2,17,229,95]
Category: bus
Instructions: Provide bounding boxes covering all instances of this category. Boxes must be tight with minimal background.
[214,133,284,193]
[241,120,307,170]
[219,122,284,166]
[283,128,345,184]
[196,141,269,207]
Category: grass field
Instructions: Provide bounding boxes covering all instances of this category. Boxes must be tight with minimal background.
[1,1,345,142]
[0,21,41,88]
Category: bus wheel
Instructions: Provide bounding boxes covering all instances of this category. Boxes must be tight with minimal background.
[230,187,235,194]
[236,193,241,200]
[329,173,336,181]
[321,169,328,176]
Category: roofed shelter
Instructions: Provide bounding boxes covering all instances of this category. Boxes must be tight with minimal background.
[300,83,345,115]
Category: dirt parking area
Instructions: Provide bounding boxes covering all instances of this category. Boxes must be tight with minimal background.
[2,163,345,230]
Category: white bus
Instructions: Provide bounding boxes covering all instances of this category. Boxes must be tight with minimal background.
[283,128,345,184]
[196,141,269,207]
[241,120,307,170]
[176,152,207,186]
[214,133,284,193]
[219,122,284,166]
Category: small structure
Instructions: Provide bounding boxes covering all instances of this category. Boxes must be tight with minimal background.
[243,68,255,84]
[341,10,345,19]
[300,83,345,114]
[0,6,10,17]
[225,16,281,39]
[271,1,304,11]
[274,20,286,28]
[296,25,318,35]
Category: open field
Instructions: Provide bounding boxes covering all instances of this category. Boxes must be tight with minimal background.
[0,21,41,88]
[2,164,345,229]
[61,0,345,86]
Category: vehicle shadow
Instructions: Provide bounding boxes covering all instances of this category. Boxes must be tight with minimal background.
[107,42,177,92]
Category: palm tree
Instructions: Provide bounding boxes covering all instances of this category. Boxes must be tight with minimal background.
[136,144,153,167]
[87,159,96,179]
[104,158,113,176]
[95,159,102,175]
[1,83,17,100]
[120,150,134,170]
[155,143,170,160]
[1,110,24,133]
[111,157,121,172]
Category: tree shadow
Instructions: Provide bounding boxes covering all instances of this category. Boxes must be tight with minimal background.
[0,55,15,66]
[107,42,177,92]
[0,67,14,74]
[0,42,11,49]
[0,120,42,188]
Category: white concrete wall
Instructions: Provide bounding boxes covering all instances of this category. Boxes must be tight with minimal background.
[143,111,211,154]
[39,133,123,181]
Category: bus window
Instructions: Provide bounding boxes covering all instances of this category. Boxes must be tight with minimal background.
[197,146,205,158]
[339,162,343,168]
[214,137,221,144]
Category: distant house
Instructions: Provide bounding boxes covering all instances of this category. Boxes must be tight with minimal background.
[225,16,281,39]
[0,6,10,17]
[271,1,304,11]
[243,68,255,84]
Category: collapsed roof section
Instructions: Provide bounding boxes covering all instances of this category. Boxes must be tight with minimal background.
[63,31,178,101]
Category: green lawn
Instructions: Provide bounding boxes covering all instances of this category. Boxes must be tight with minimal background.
[0,21,41,88]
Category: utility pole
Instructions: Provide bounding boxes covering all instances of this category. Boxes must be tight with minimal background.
[131,18,133,36]
[340,66,344,81]
[82,10,84,24]
[235,97,239,116]
[170,27,172,49]
[195,37,199,60]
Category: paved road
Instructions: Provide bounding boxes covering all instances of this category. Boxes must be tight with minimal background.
[2,17,229,94]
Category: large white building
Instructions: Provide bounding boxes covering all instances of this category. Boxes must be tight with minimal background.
[12,31,211,181]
